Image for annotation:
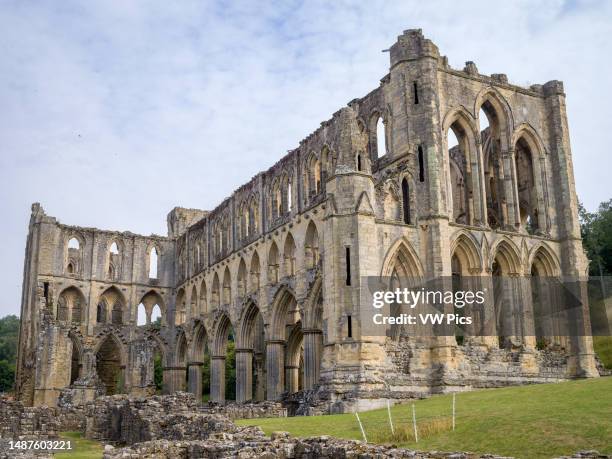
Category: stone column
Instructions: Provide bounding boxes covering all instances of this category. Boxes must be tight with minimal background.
[210,356,226,402]
[508,148,522,228]
[163,366,186,393]
[302,329,322,389]
[265,340,284,400]
[254,355,266,401]
[285,365,299,393]
[235,348,253,402]
[501,149,519,230]
[187,361,203,400]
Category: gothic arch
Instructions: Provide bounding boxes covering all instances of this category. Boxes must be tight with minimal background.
[57,285,86,323]
[302,276,323,330]
[511,123,548,157]
[304,220,321,269]
[189,321,209,362]
[450,231,483,274]
[236,301,264,349]
[381,237,425,279]
[474,87,514,146]
[210,311,234,357]
[269,285,298,341]
[528,243,560,277]
[175,288,186,325]
[490,237,522,274]
[97,286,126,325]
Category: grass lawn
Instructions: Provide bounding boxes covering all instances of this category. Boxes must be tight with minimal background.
[237,377,612,459]
[594,336,612,369]
[54,431,103,459]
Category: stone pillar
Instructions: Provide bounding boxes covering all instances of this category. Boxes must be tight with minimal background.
[266,340,284,400]
[210,356,226,402]
[303,329,322,389]
[164,366,186,393]
[254,355,266,401]
[285,365,299,393]
[235,348,253,402]
[187,361,203,400]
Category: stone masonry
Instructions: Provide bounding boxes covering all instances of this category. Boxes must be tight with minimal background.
[15,28,599,414]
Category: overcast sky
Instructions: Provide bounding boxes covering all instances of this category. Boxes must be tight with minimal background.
[1,0,611,317]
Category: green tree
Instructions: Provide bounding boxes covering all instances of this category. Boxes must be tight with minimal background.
[0,315,19,392]
[579,199,612,276]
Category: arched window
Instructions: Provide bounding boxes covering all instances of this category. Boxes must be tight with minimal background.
[268,243,279,284]
[376,117,386,158]
[149,247,158,279]
[305,221,320,269]
[283,233,297,277]
[66,237,82,275]
[250,251,261,291]
[356,154,362,172]
[151,304,162,325]
[97,301,107,323]
[137,303,147,326]
[108,242,120,280]
[222,268,231,305]
[287,182,293,212]
[112,301,123,325]
[447,122,471,225]
[401,178,411,224]
[238,259,247,297]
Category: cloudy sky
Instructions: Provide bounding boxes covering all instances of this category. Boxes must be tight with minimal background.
[1,0,611,316]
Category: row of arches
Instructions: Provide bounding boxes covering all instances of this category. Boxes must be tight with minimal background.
[63,282,324,402]
[176,222,320,325]
[385,234,566,350]
[174,284,323,402]
[445,92,549,233]
[54,286,166,327]
[64,236,160,279]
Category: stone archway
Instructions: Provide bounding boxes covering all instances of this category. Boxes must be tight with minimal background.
[95,335,124,395]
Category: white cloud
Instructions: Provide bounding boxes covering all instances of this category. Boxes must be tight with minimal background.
[1,0,611,315]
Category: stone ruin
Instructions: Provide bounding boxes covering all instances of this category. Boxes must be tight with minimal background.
[1,393,609,458]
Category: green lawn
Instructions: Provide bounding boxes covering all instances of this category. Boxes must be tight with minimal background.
[54,431,103,459]
[237,377,612,459]
[594,336,612,369]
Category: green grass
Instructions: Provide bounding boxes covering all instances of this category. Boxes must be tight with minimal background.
[54,431,103,459]
[237,378,612,459]
[594,336,612,369]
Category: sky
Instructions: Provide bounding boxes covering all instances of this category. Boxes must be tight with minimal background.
[1,0,611,317]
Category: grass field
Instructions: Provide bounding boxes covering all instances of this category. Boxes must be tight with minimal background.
[237,377,612,459]
[54,431,103,459]
[594,336,612,369]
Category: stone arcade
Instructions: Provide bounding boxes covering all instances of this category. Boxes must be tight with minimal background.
[15,29,599,413]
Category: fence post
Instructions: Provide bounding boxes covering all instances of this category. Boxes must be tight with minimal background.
[452,392,456,431]
[412,403,418,443]
[355,412,368,443]
[387,399,395,435]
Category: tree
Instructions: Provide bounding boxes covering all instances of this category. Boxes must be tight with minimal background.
[579,199,612,276]
[0,315,19,392]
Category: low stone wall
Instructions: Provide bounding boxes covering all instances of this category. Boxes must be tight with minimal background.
[199,400,287,419]
[102,433,516,459]
[83,392,263,445]
[0,396,59,458]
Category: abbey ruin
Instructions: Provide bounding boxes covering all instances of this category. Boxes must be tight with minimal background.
[15,29,600,413]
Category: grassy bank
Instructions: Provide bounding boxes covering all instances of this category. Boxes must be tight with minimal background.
[54,431,103,459]
[238,377,612,459]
